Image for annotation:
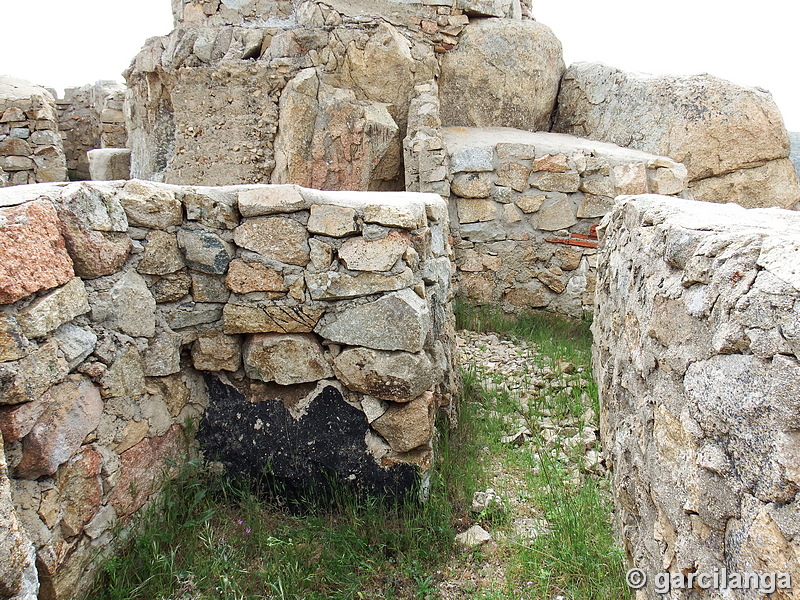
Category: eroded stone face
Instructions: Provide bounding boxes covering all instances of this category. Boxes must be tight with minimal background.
[243,333,333,385]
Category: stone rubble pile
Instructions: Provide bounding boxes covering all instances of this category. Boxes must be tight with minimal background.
[56,82,127,181]
[594,195,800,597]
[0,180,456,599]
[0,76,67,187]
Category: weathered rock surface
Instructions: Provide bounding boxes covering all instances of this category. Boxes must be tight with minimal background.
[316,288,429,352]
[223,303,324,334]
[0,200,74,305]
[594,194,800,596]
[372,391,436,453]
[243,333,333,385]
[16,278,89,339]
[0,430,39,599]
[15,377,103,479]
[234,216,310,266]
[87,149,131,181]
[333,347,437,402]
[553,62,800,207]
[439,19,564,132]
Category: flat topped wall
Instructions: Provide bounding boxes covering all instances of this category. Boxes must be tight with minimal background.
[594,195,800,599]
[0,180,456,600]
[441,127,689,317]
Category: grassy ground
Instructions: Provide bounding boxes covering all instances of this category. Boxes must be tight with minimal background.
[86,303,629,600]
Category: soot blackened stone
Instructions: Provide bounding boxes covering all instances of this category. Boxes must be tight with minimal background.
[198,374,417,500]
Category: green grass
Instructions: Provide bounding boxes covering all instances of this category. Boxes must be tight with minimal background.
[87,301,628,600]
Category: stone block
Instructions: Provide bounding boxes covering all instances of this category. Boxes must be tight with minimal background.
[118,180,183,228]
[223,303,324,335]
[183,189,239,229]
[237,185,309,217]
[536,194,577,231]
[87,149,131,181]
[16,278,89,339]
[225,259,287,294]
[0,341,69,405]
[372,391,436,453]
[451,172,494,198]
[333,348,437,402]
[177,229,234,275]
[307,204,359,238]
[15,376,103,479]
[364,200,426,230]
[0,200,74,305]
[496,161,531,192]
[92,271,156,338]
[338,231,409,272]
[457,198,496,224]
[243,333,333,385]
[315,288,429,352]
[191,331,241,372]
[530,171,580,193]
[305,268,414,300]
[233,216,310,266]
[138,230,185,275]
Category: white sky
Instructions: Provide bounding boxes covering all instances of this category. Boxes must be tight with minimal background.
[0,0,797,131]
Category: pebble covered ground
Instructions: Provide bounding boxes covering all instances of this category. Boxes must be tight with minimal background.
[435,330,606,599]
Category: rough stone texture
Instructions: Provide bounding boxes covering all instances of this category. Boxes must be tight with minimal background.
[443,127,688,316]
[333,347,437,402]
[791,132,799,184]
[0,76,67,186]
[594,194,800,598]
[439,19,564,132]
[0,122,455,600]
[56,82,127,181]
[243,333,333,385]
[14,377,103,480]
[372,391,436,453]
[0,430,39,600]
[0,200,74,305]
[88,149,131,181]
[554,62,800,209]
[316,288,430,352]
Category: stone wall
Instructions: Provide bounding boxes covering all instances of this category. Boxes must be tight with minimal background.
[442,127,689,317]
[594,194,800,599]
[0,180,455,599]
[554,63,800,211]
[0,76,67,187]
[56,82,127,181]
[124,0,555,189]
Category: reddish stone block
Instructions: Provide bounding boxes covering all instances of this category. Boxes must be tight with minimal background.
[0,200,74,304]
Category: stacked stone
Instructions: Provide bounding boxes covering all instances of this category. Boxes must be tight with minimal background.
[125,0,547,189]
[0,179,454,599]
[56,82,127,181]
[554,63,800,210]
[404,81,449,197]
[594,195,800,599]
[0,76,67,186]
[443,127,688,317]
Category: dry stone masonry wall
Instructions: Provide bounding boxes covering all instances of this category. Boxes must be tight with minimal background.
[0,77,67,188]
[593,195,800,599]
[443,127,689,317]
[56,82,128,181]
[0,180,455,600]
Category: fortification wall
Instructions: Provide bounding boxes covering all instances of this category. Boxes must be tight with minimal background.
[0,77,67,187]
[56,82,127,181]
[0,180,455,600]
[594,195,800,599]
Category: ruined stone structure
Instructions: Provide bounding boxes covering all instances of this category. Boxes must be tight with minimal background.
[594,195,800,599]
[442,127,688,316]
[0,77,67,187]
[554,63,800,210]
[56,82,127,181]
[0,180,455,599]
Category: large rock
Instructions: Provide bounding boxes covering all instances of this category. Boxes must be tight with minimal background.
[243,333,333,385]
[14,376,103,479]
[333,347,437,402]
[0,341,69,406]
[272,69,403,191]
[223,303,324,334]
[0,200,74,305]
[553,63,800,207]
[315,288,429,352]
[439,19,564,132]
[92,271,156,337]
